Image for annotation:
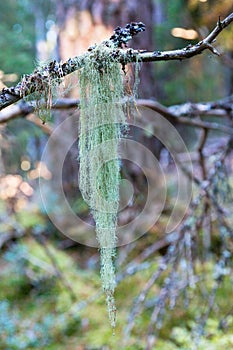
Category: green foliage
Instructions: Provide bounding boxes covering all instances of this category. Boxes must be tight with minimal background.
[0,300,51,349]
[0,0,35,78]
[17,210,45,229]
[0,299,81,349]
[0,240,82,349]
[170,318,233,350]
[154,0,229,104]
[1,238,233,349]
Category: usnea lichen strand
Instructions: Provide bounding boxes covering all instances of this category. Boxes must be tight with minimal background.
[78,42,127,328]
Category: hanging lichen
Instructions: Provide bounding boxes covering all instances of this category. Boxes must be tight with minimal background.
[78,42,127,328]
[18,23,143,329]
[21,60,64,124]
[9,21,144,330]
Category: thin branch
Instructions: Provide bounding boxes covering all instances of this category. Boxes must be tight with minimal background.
[137,99,233,135]
[0,103,33,123]
[197,128,208,179]
[124,251,172,339]
[0,102,53,134]
[0,97,233,136]
[0,13,232,111]
[128,12,233,63]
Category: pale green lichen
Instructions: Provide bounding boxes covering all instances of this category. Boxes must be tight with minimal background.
[78,43,126,328]
[22,61,63,124]
[23,42,139,328]
[78,43,140,329]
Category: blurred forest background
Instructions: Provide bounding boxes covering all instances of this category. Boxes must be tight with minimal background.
[0,0,233,349]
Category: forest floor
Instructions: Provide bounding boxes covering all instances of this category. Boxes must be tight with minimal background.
[0,233,233,350]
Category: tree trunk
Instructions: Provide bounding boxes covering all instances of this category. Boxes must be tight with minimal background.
[57,0,157,98]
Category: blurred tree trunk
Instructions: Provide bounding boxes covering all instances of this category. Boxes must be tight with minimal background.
[56,0,157,98]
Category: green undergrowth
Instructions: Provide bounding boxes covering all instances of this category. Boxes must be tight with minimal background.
[0,238,233,349]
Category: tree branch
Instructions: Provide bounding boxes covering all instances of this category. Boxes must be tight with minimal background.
[127,12,233,63]
[136,99,233,135]
[0,13,232,111]
[0,96,232,136]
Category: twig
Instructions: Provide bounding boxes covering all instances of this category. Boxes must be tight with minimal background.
[124,243,179,340]
[126,13,233,63]
[137,99,233,135]
[145,257,181,350]
[198,128,208,179]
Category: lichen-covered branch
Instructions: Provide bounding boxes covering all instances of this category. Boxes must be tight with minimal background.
[0,13,232,111]
[124,12,233,63]
[0,55,87,111]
